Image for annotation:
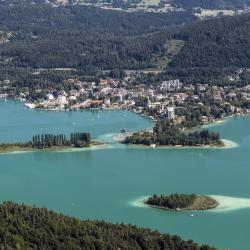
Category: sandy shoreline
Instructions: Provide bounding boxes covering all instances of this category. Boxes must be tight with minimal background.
[125,138,238,150]
[0,143,109,155]
[0,138,239,155]
[130,195,250,213]
[209,195,250,212]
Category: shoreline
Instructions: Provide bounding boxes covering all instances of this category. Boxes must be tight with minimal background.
[0,143,108,154]
[131,195,250,212]
[5,98,245,129]
[144,195,219,211]
[144,201,219,212]
[0,99,243,151]
[125,138,238,150]
[209,195,250,212]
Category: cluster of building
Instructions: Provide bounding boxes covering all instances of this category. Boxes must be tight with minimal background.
[1,75,250,122]
[20,78,181,120]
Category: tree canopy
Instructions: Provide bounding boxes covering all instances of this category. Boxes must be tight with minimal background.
[0,201,217,250]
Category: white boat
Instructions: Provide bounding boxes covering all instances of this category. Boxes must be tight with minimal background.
[25,103,36,109]
[189,214,194,217]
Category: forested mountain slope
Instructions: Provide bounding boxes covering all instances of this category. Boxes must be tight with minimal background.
[0,3,196,71]
[0,1,249,85]
[0,202,216,249]
[0,2,249,72]
[170,13,250,68]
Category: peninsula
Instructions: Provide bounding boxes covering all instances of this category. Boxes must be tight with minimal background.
[0,132,97,153]
[123,122,224,147]
[145,194,219,211]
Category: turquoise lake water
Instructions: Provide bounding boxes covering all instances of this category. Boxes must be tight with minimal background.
[0,100,250,250]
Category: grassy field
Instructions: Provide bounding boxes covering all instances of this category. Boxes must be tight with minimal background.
[153,39,184,70]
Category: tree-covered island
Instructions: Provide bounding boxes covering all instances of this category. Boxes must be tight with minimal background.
[145,194,219,211]
[0,132,98,153]
[124,120,223,147]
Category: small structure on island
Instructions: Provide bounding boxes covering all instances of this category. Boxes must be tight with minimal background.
[167,107,175,120]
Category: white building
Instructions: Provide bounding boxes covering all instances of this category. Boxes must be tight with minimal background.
[161,79,182,91]
[46,93,54,100]
[167,107,175,119]
[0,93,8,98]
[104,99,111,106]
[56,95,68,105]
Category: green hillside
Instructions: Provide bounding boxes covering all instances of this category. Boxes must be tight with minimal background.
[0,202,216,250]
[170,13,250,68]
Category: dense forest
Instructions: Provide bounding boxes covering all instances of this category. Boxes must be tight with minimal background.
[0,3,197,72]
[124,122,222,146]
[145,194,218,210]
[0,2,198,95]
[146,194,197,209]
[170,13,250,68]
[0,3,249,93]
[0,132,91,149]
[31,132,91,148]
[0,2,249,90]
[0,201,217,249]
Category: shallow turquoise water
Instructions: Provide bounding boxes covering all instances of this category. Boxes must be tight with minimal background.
[0,100,250,250]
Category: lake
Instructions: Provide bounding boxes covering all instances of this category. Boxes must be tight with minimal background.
[0,100,250,250]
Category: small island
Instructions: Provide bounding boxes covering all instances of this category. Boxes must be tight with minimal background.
[0,132,99,153]
[123,120,224,147]
[145,194,219,211]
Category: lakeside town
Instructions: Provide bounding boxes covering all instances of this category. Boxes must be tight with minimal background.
[1,72,250,127]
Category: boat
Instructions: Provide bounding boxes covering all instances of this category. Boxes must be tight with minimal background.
[25,103,36,109]
[189,214,194,217]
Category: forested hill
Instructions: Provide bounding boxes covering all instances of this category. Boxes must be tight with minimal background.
[0,3,197,71]
[170,13,250,69]
[0,202,216,249]
[0,1,250,79]
[0,3,196,35]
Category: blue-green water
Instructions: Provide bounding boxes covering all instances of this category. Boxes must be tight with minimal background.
[0,100,250,250]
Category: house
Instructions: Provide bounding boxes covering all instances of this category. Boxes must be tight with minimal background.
[161,79,182,91]
[0,93,8,98]
[213,94,222,102]
[56,95,68,105]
